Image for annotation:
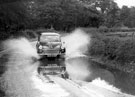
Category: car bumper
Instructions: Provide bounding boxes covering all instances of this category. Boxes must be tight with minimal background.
[38,49,65,57]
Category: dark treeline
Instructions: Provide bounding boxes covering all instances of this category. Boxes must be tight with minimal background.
[0,0,135,39]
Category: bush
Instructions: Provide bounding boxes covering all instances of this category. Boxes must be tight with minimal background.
[89,32,135,64]
[115,39,135,63]
[21,30,37,39]
[102,37,121,60]
[89,38,105,56]
[98,26,108,33]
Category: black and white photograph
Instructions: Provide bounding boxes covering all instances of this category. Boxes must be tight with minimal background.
[0,0,135,97]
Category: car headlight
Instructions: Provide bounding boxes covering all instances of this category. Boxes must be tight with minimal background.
[39,45,42,49]
[55,45,61,48]
[61,46,65,49]
[43,46,49,49]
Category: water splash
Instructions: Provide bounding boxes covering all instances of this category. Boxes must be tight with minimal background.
[0,37,70,97]
[2,38,39,58]
[66,57,91,81]
[0,37,41,97]
[64,28,121,94]
[91,78,121,93]
[62,29,90,59]
[63,29,91,80]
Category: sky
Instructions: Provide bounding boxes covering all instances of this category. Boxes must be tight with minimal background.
[115,0,135,8]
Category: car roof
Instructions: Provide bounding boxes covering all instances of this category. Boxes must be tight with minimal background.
[41,32,60,36]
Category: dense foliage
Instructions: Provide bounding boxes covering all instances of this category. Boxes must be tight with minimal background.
[0,0,135,39]
[86,28,135,65]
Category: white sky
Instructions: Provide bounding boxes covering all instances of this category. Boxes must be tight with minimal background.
[115,0,135,8]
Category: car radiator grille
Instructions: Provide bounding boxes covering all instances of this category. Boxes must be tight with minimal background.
[43,50,59,53]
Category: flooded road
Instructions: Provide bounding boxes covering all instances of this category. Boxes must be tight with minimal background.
[38,53,135,96]
[0,29,135,97]
[1,51,135,97]
[65,56,135,95]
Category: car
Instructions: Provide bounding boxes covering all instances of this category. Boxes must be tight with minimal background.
[36,32,66,58]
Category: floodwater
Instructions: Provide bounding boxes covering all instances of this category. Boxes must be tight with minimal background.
[0,28,135,96]
[65,56,135,95]
[38,56,135,95]
[61,28,135,95]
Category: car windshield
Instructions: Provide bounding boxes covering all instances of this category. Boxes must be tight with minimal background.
[40,35,60,42]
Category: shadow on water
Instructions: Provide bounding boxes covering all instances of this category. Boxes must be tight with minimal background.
[111,69,135,95]
[96,61,135,95]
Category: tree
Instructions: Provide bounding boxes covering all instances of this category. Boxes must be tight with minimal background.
[28,0,101,30]
[105,2,120,27]
[78,0,121,27]
[126,7,135,27]
[0,1,32,39]
[120,6,130,26]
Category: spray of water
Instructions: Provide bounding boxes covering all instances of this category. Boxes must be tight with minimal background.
[66,58,90,80]
[0,38,42,97]
[64,28,121,93]
[91,78,121,93]
[0,37,70,97]
[63,29,91,81]
[62,29,90,58]
[2,38,38,58]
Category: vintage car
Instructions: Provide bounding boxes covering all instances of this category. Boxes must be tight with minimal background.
[36,32,66,58]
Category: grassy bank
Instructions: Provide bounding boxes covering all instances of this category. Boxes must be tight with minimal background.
[83,28,135,74]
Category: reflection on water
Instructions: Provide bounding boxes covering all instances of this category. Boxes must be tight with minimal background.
[39,58,65,67]
[112,70,135,95]
[66,57,115,84]
[96,61,135,95]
